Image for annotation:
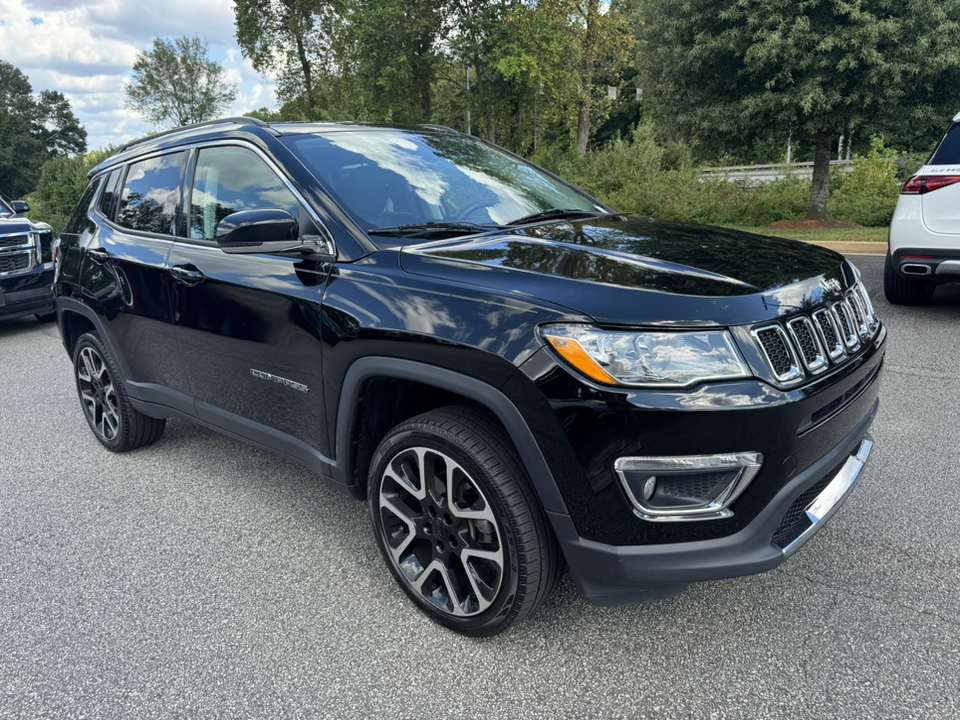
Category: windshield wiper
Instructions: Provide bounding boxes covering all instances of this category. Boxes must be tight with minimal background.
[506,208,607,226]
[368,221,502,238]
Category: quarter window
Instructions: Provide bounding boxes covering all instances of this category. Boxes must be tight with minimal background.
[64,175,103,236]
[98,168,123,221]
[190,146,300,242]
[117,152,186,235]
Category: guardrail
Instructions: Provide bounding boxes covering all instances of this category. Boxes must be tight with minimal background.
[701,160,854,185]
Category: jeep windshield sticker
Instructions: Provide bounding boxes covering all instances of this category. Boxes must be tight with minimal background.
[250,369,309,393]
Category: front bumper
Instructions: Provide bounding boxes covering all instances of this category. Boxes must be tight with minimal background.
[552,399,877,607]
[0,265,55,321]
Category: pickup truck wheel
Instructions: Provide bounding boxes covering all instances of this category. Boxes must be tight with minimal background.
[884,253,935,305]
[73,332,165,452]
[369,406,560,636]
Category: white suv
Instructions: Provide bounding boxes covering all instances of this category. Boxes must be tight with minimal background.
[886,111,960,304]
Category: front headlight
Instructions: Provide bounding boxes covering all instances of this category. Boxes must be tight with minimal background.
[541,323,751,388]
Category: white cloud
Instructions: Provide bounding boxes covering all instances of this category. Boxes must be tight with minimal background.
[2,0,277,151]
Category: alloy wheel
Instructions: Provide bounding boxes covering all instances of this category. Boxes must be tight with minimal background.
[76,345,121,442]
[377,446,505,617]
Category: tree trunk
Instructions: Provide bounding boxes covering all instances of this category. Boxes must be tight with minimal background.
[806,132,832,221]
[576,106,590,156]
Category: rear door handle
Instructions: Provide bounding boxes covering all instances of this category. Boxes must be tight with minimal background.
[169,264,206,286]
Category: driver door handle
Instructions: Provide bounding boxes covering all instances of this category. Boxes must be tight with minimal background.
[169,264,206,286]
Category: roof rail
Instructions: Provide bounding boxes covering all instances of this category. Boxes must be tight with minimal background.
[116,116,270,153]
[416,123,460,134]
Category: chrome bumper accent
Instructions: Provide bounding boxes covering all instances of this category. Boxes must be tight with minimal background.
[780,436,873,557]
[935,260,960,275]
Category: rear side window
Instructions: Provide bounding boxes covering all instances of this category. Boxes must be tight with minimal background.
[930,124,960,165]
[63,176,103,236]
[117,152,187,235]
[97,168,123,220]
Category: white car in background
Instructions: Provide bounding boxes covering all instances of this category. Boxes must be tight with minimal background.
[886,111,960,305]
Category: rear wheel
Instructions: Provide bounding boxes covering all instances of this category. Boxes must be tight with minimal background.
[368,406,561,636]
[884,253,935,305]
[72,332,165,451]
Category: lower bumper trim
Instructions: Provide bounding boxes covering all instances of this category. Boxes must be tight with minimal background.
[779,436,873,556]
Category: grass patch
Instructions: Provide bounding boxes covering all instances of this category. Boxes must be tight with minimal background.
[721,225,888,244]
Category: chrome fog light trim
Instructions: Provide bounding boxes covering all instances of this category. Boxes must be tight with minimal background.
[614,452,763,522]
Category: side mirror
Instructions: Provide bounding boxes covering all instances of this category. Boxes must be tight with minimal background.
[11,200,29,214]
[216,209,300,254]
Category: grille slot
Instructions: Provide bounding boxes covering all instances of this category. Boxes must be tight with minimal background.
[754,326,800,381]
[813,309,844,360]
[0,252,31,274]
[0,233,30,249]
[833,301,860,350]
[787,317,826,373]
[847,293,868,338]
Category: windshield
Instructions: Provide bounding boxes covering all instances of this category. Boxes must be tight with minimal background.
[281,130,604,233]
[0,198,11,216]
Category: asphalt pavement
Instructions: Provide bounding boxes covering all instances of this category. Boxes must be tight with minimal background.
[1,254,959,719]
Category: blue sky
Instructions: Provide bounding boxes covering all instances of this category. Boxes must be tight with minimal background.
[0,0,278,152]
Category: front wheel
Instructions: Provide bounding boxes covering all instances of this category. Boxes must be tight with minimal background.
[368,406,561,636]
[72,332,165,452]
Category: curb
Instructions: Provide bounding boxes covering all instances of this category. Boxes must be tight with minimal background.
[803,241,886,256]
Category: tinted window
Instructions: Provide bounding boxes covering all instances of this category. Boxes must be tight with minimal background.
[117,152,186,235]
[98,168,123,220]
[930,124,960,165]
[64,175,103,236]
[190,146,300,242]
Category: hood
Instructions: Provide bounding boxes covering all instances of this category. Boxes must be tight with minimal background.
[399,215,854,326]
[0,216,49,234]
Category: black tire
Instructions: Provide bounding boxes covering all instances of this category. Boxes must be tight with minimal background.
[35,312,56,323]
[884,253,935,305]
[368,405,561,636]
[72,332,165,452]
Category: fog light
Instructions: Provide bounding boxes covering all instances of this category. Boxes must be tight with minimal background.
[642,476,656,502]
[614,452,763,522]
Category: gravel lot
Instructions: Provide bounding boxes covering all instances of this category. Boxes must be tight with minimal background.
[1,254,958,720]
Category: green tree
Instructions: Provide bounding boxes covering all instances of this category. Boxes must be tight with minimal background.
[0,60,87,200]
[125,36,238,128]
[638,0,960,220]
[28,148,113,234]
[234,0,347,117]
[351,0,447,122]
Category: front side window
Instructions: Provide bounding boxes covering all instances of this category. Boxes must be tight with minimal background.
[116,152,186,235]
[189,146,300,242]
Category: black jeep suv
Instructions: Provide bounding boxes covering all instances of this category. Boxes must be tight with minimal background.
[1,197,56,322]
[55,118,885,635]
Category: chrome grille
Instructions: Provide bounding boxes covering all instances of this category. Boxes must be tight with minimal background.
[0,252,31,274]
[786,317,826,373]
[812,309,844,361]
[0,232,30,249]
[752,282,879,385]
[833,300,860,350]
[753,326,801,382]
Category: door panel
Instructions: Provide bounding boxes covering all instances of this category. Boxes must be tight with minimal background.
[171,144,332,456]
[169,243,331,454]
